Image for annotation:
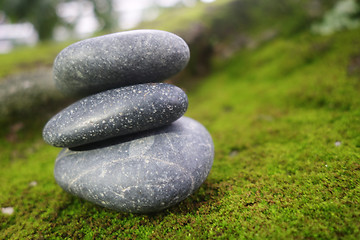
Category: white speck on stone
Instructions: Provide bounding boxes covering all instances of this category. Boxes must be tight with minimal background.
[1,207,14,215]
[335,141,341,147]
[99,168,107,178]
[129,136,155,157]
[76,70,84,78]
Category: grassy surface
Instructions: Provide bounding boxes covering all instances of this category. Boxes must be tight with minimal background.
[1,27,360,239]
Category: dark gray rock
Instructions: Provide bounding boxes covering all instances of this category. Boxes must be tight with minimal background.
[54,116,214,213]
[53,30,190,97]
[43,83,188,148]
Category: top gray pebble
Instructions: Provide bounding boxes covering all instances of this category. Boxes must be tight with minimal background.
[53,30,190,97]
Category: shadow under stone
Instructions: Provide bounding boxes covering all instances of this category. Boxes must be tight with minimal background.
[69,122,176,152]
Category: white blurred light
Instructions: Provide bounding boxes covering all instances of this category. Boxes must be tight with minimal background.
[0,22,38,53]
[113,0,158,29]
[53,26,71,42]
[113,0,154,11]
[182,0,197,7]
[56,1,100,38]
[75,15,100,37]
[57,1,81,23]
[156,0,181,8]
[142,8,160,22]
[119,11,144,29]
[0,23,37,42]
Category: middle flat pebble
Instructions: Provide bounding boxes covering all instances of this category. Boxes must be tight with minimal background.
[43,83,188,148]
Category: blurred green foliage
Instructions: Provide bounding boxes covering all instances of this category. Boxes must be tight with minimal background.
[141,0,343,77]
[1,0,58,40]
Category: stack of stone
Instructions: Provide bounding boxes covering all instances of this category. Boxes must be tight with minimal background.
[43,30,214,214]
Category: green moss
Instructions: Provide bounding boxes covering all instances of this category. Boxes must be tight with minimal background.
[1,26,360,239]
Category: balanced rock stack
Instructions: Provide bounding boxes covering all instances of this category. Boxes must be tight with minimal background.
[43,30,214,214]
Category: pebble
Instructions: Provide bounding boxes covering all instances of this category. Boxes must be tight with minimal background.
[45,30,215,213]
[54,117,214,213]
[43,83,188,148]
[53,30,190,96]
[1,207,14,215]
[29,181,38,187]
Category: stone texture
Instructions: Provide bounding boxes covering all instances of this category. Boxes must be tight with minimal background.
[43,83,188,148]
[54,117,214,213]
[53,30,190,97]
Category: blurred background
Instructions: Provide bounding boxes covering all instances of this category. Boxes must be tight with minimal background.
[1,0,359,53]
[0,0,216,53]
[0,0,359,121]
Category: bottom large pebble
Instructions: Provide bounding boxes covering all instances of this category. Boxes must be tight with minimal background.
[54,117,214,213]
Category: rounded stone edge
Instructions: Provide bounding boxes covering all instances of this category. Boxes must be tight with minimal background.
[53,116,214,214]
[53,29,191,97]
[42,83,189,148]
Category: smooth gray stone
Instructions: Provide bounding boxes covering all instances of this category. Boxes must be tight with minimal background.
[53,30,190,96]
[43,83,188,148]
[54,117,214,214]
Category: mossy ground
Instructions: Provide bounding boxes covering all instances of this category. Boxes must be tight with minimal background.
[1,26,360,239]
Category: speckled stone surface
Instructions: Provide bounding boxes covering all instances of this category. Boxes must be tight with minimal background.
[53,30,190,97]
[54,117,214,213]
[43,83,188,148]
